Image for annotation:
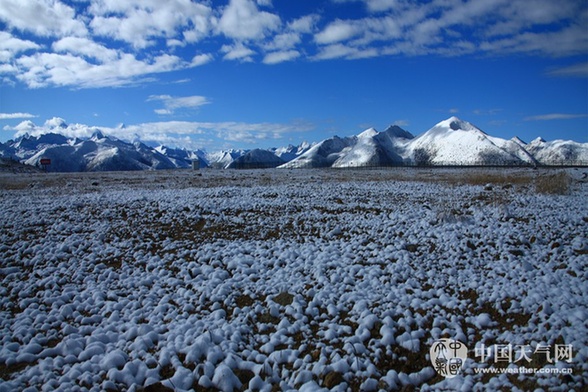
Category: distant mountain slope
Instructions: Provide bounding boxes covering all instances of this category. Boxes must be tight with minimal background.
[154,146,208,168]
[525,138,588,165]
[227,149,286,169]
[273,142,313,162]
[206,149,248,169]
[403,117,537,166]
[6,132,177,172]
[332,125,414,168]
[281,117,588,168]
[279,136,356,168]
[2,117,586,171]
[0,157,41,173]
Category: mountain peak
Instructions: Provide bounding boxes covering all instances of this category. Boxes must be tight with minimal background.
[358,127,378,138]
[437,116,479,132]
[382,125,414,139]
[511,136,527,146]
[531,137,546,144]
[91,130,106,140]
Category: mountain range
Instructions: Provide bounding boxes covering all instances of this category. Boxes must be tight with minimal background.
[1,117,586,172]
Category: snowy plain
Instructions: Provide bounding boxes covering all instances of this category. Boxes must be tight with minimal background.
[0,168,587,391]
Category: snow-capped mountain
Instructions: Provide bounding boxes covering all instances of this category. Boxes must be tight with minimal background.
[154,145,208,168]
[331,125,414,168]
[1,132,70,161]
[279,136,357,168]
[282,117,587,168]
[401,117,537,166]
[1,116,586,172]
[2,132,178,172]
[524,137,588,165]
[273,142,314,162]
[205,149,248,169]
[279,124,416,168]
[226,149,286,169]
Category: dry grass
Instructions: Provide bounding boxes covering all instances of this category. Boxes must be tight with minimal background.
[534,172,572,195]
[442,169,572,195]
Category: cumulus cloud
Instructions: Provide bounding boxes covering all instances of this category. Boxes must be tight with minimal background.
[264,33,301,51]
[288,14,320,33]
[0,31,40,62]
[89,0,212,49]
[315,20,361,44]
[1,0,586,89]
[7,117,316,149]
[147,95,211,115]
[11,117,101,139]
[221,43,256,62]
[15,52,187,88]
[191,53,214,66]
[217,0,281,40]
[52,37,118,63]
[7,28,213,89]
[0,0,87,37]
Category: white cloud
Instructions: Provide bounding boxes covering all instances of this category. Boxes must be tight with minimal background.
[0,112,37,120]
[314,16,403,51]
[0,0,87,37]
[52,37,118,63]
[8,118,316,149]
[263,50,300,64]
[484,0,578,37]
[524,113,588,121]
[217,0,281,40]
[315,20,361,44]
[191,53,213,66]
[15,52,188,88]
[313,43,378,60]
[392,119,409,127]
[479,23,588,57]
[328,0,587,58]
[208,121,315,144]
[147,95,211,115]
[334,0,402,13]
[547,62,588,78]
[264,33,301,51]
[473,108,502,116]
[89,0,212,49]
[364,0,402,12]
[0,31,40,62]
[11,117,101,139]
[288,14,320,33]
[221,43,256,62]
[1,0,587,89]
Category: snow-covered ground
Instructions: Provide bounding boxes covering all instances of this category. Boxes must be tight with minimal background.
[1,168,587,391]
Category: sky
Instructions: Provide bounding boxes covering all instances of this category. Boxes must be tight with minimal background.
[0,0,587,152]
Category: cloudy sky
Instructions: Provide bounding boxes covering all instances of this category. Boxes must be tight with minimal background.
[0,0,587,150]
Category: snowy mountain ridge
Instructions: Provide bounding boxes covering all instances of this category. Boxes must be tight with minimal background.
[281,117,588,168]
[1,117,586,171]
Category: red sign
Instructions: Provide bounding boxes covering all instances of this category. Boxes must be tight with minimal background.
[40,158,51,165]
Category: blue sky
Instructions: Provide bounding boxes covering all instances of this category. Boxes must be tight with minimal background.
[0,0,587,151]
